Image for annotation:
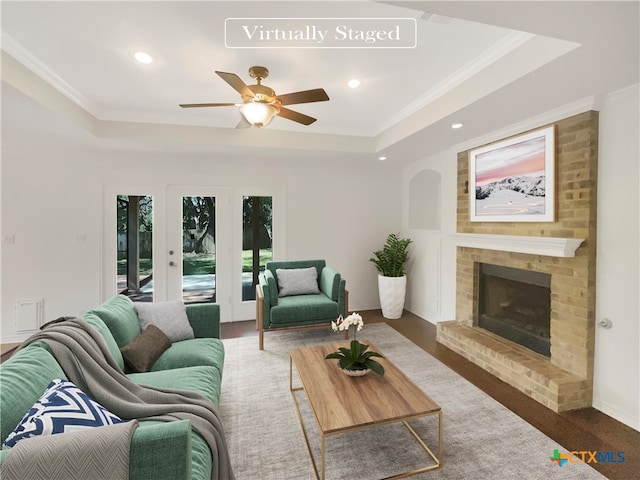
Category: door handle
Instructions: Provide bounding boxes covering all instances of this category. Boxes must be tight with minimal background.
[169,261,176,267]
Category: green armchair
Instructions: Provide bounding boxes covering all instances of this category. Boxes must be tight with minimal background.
[255,259,348,349]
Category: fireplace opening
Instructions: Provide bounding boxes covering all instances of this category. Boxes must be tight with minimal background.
[478,263,551,357]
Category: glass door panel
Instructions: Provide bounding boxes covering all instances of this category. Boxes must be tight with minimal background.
[116,195,154,302]
[181,196,216,304]
[167,186,229,319]
[232,189,281,321]
[241,196,273,301]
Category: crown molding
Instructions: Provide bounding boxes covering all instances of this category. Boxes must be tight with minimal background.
[1,33,97,115]
[376,30,535,135]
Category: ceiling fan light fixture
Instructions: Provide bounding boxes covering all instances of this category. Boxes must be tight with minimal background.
[240,102,278,128]
[180,66,328,127]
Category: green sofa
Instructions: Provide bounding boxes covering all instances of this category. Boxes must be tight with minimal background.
[256,259,348,349]
[0,295,226,480]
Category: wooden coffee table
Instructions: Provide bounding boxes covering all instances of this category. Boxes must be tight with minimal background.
[290,341,442,480]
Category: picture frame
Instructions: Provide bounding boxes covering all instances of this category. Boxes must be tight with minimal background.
[469,125,556,222]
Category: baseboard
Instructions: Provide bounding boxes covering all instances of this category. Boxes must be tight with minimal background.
[1,333,31,344]
[349,303,380,312]
[592,398,640,432]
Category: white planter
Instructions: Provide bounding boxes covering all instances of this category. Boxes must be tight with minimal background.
[377,274,407,319]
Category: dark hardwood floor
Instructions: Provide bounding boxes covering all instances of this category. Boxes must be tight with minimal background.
[223,311,639,480]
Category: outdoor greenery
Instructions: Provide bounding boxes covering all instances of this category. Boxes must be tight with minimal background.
[182,196,216,254]
[369,233,413,277]
[117,249,272,275]
[117,195,273,295]
[241,249,273,272]
[117,195,153,233]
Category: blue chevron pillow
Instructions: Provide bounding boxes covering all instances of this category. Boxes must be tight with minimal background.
[2,379,123,448]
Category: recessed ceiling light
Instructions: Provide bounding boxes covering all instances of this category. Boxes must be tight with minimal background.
[134,51,153,64]
[451,122,464,129]
[378,156,387,161]
[347,79,360,88]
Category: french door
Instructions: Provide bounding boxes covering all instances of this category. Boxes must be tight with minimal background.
[166,186,230,319]
[104,185,281,323]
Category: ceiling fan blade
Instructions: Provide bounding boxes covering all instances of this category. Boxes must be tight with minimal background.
[215,71,254,99]
[276,88,329,106]
[277,107,317,125]
[179,103,236,108]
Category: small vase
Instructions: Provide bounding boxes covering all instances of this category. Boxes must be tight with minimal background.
[340,367,370,377]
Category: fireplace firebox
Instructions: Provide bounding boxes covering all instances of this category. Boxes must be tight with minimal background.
[478,263,551,357]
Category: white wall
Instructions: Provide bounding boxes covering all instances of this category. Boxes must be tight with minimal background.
[402,86,640,430]
[593,84,640,430]
[1,137,401,341]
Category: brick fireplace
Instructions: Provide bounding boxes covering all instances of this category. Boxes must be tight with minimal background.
[437,111,598,412]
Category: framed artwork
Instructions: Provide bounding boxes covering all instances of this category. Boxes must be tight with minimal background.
[469,125,556,222]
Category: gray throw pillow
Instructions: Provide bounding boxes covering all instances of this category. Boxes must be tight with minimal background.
[276,267,321,297]
[134,299,194,342]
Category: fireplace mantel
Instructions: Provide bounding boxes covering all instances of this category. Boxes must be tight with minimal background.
[451,233,584,258]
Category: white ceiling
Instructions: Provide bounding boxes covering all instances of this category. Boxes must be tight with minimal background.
[1,1,638,163]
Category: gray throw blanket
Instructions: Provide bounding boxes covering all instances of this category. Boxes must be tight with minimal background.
[10,318,235,480]
[1,420,137,480]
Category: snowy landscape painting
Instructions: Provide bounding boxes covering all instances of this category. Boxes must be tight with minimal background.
[469,126,555,222]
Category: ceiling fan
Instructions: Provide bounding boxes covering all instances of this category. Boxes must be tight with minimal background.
[179,66,330,128]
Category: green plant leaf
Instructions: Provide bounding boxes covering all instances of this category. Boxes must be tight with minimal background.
[369,233,412,277]
[350,340,361,360]
[366,358,385,375]
[363,351,384,359]
[325,352,344,360]
[341,358,356,370]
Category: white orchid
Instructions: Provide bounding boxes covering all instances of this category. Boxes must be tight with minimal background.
[326,312,384,375]
[331,312,364,339]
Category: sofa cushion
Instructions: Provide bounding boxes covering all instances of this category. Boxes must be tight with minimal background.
[2,379,123,448]
[134,300,194,343]
[150,338,225,378]
[270,293,339,326]
[121,325,172,373]
[276,267,321,297]
[127,365,222,406]
[83,313,125,371]
[89,295,141,348]
[1,344,67,445]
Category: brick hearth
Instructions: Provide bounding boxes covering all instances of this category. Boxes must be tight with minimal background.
[437,111,598,412]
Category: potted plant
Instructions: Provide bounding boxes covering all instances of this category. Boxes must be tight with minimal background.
[325,313,384,376]
[369,233,413,319]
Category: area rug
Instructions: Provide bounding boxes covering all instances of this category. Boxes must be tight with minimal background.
[219,324,604,480]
